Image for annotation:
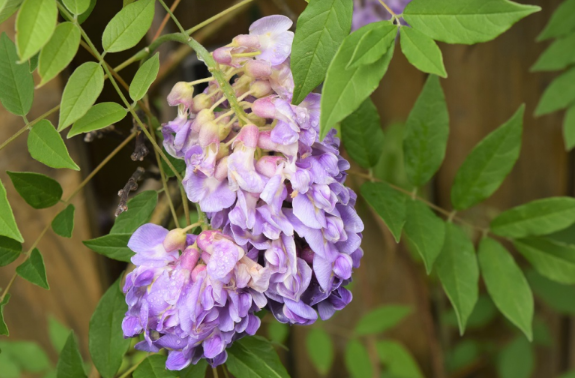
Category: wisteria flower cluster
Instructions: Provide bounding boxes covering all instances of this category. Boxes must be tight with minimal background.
[123,15,364,370]
[352,0,412,30]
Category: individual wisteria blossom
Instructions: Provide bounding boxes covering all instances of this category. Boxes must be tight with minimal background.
[126,13,364,369]
[122,225,268,369]
[352,0,413,30]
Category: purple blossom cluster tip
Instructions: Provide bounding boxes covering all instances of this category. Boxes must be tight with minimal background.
[352,0,412,30]
[124,14,364,370]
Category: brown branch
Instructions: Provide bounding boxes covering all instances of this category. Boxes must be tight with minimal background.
[152,0,183,41]
[116,167,146,216]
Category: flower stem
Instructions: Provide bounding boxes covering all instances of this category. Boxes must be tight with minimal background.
[152,0,183,41]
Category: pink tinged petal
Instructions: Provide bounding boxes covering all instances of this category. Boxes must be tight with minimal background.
[168,82,194,109]
[213,46,233,65]
[249,15,293,35]
[271,121,299,145]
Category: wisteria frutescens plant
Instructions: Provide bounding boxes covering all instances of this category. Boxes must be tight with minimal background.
[123,15,363,369]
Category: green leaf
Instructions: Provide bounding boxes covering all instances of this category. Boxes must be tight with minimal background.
[404,199,445,274]
[15,0,57,61]
[435,223,479,334]
[130,53,159,102]
[0,351,20,377]
[400,27,447,77]
[226,336,290,378]
[497,336,533,378]
[559,372,575,378]
[564,105,575,151]
[514,237,575,285]
[83,233,134,262]
[291,0,353,105]
[403,0,540,45]
[16,248,49,289]
[526,269,575,315]
[0,32,34,116]
[376,340,424,378]
[0,236,21,267]
[57,332,87,378]
[77,0,95,24]
[547,223,575,245]
[133,355,176,378]
[28,51,38,71]
[48,315,71,353]
[345,340,372,378]
[361,181,406,242]
[531,32,575,72]
[0,294,10,336]
[373,123,411,190]
[535,67,575,116]
[0,0,23,24]
[478,237,533,340]
[68,102,127,138]
[62,0,89,15]
[403,75,449,187]
[52,204,75,238]
[451,105,524,210]
[446,340,479,373]
[320,23,395,139]
[355,305,411,336]
[0,180,23,242]
[442,295,497,330]
[7,171,62,209]
[102,0,154,53]
[268,321,289,344]
[0,340,51,372]
[90,279,130,378]
[341,98,384,169]
[491,197,575,238]
[346,22,396,69]
[38,22,81,87]
[306,328,333,376]
[160,147,186,178]
[58,62,105,130]
[180,360,207,378]
[110,191,157,234]
[537,0,575,41]
[28,120,80,170]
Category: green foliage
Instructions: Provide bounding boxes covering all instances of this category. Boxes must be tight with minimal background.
[376,340,424,378]
[0,340,51,373]
[527,270,575,315]
[443,295,497,330]
[403,75,449,187]
[355,305,411,336]
[180,360,207,378]
[435,223,479,334]
[48,315,71,353]
[564,105,575,151]
[400,27,447,77]
[57,332,87,378]
[320,23,394,139]
[478,237,533,340]
[361,181,406,242]
[133,355,176,378]
[28,120,80,170]
[83,233,134,262]
[497,336,534,378]
[403,199,445,274]
[7,171,62,209]
[130,53,160,102]
[403,0,540,45]
[0,294,10,336]
[0,235,21,267]
[38,22,81,87]
[58,62,105,130]
[68,102,128,138]
[345,340,372,378]
[62,0,89,15]
[268,321,289,344]
[52,204,75,238]
[445,340,479,372]
[535,67,575,116]
[491,197,575,238]
[451,105,523,210]
[372,123,411,190]
[0,32,34,116]
[102,0,155,53]
[514,237,575,285]
[347,22,396,69]
[16,248,49,289]
[110,190,158,234]
[341,98,384,169]
[226,337,290,378]
[90,279,130,378]
[15,0,57,61]
[306,328,333,376]
[531,33,575,72]
[537,0,575,41]
[291,0,353,105]
[0,0,23,24]
[160,147,187,178]
[0,179,23,243]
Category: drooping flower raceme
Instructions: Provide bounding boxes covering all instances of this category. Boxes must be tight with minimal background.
[124,14,364,370]
[352,0,412,30]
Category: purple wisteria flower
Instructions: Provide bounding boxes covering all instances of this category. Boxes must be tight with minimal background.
[128,13,365,370]
[352,0,412,30]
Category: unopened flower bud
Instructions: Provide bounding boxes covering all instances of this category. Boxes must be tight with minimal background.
[256,155,284,178]
[333,254,352,280]
[234,124,259,149]
[250,81,272,98]
[180,246,200,270]
[245,60,272,79]
[233,75,253,94]
[213,47,233,65]
[252,97,276,119]
[168,82,194,109]
[192,93,214,113]
[163,228,187,252]
[191,264,207,282]
[246,112,266,126]
[233,34,260,48]
[214,157,229,181]
[199,121,220,147]
[218,120,233,141]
